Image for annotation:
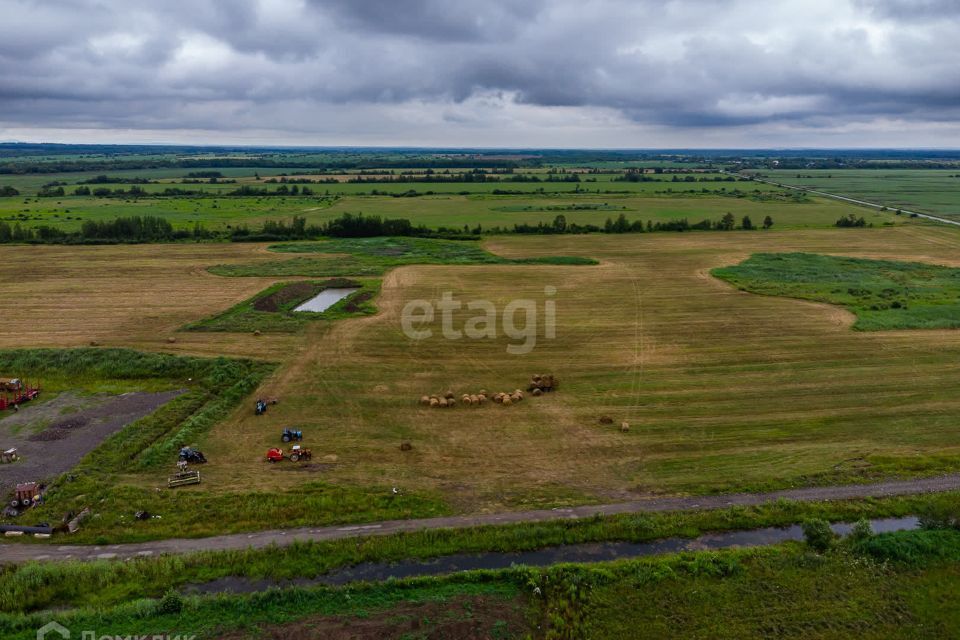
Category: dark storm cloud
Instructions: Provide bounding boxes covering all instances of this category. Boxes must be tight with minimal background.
[0,0,958,145]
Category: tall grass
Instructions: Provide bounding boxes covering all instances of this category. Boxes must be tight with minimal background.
[712,252,960,330]
[2,491,957,614]
[4,527,960,639]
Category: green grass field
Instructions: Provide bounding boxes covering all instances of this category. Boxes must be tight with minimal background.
[209,236,598,277]
[0,165,892,235]
[762,169,960,220]
[713,253,960,330]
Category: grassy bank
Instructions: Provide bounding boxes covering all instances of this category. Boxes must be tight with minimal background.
[3,525,960,639]
[2,491,957,613]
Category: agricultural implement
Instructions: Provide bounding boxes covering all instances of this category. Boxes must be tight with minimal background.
[178,446,207,464]
[9,482,43,510]
[0,378,41,412]
[255,399,268,415]
[266,445,312,463]
[281,428,303,443]
[1,448,18,464]
[168,469,201,488]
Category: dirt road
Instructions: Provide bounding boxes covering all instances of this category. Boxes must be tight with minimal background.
[2,473,958,564]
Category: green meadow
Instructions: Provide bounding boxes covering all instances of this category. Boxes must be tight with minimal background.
[713,253,960,330]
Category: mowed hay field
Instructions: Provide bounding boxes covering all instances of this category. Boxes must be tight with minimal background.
[0,243,301,358]
[197,224,960,510]
[3,225,960,514]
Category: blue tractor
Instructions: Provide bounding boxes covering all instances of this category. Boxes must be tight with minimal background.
[281,428,303,443]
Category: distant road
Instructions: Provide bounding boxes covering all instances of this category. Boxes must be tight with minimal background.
[3,473,960,564]
[729,172,960,228]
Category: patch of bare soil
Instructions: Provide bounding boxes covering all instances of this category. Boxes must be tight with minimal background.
[0,390,184,493]
[342,291,373,312]
[215,595,529,640]
[253,282,322,312]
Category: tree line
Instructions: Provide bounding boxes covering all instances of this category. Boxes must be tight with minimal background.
[0,216,213,244]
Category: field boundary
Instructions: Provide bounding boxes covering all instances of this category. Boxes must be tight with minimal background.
[4,473,960,564]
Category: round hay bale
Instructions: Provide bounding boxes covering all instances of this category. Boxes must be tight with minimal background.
[400,442,413,451]
[374,384,388,393]
[479,389,488,396]
[532,388,543,396]
[510,393,521,403]
[599,416,613,424]
[89,340,100,347]
[447,397,456,407]
[515,390,524,400]
[478,393,487,403]
[444,390,455,400]
[438,398,449,408]
[469,394,479,405]
[253,330,262,337]
[502,395,513,406]
[419,395,431,406]
[166,336,177,344]
[429,398,440,407]
[461,394,471,402]
[620,421,630,433]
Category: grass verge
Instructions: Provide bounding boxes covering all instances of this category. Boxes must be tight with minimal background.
[3,524,960,639]
[2,491,957,613]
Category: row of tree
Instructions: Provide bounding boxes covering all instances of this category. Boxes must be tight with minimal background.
[0,210,791,245]
[508,213,774,235]
[0,216,213,243]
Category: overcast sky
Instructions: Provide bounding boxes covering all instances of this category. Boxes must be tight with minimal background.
[1,0,958,148]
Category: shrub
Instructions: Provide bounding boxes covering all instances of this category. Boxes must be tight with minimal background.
[157,589,184,614]
[848,518,873,543]
[802,518,835,553]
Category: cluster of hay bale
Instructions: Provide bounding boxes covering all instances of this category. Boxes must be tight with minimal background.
[419,382,541,408]
[527,374,558,396]
[419,389,492,407]
[492,389,525,405]
[419,391,458,408]
[460,391,489,406]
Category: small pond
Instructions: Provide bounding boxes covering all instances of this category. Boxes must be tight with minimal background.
[294,288,359,313]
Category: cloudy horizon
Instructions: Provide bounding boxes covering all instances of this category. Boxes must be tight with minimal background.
[2,0,959,148]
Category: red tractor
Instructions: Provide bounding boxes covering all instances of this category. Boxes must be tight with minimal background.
[266,445,312,463]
